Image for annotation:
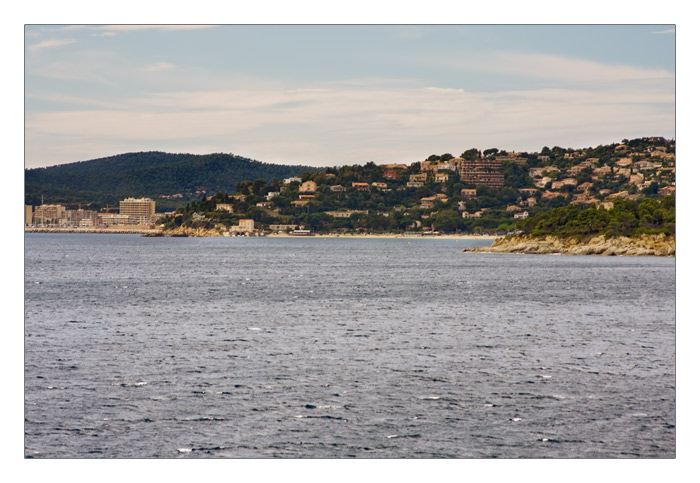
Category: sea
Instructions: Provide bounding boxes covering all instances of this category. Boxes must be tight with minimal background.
[24,233,676,458]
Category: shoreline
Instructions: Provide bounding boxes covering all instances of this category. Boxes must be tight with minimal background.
[25,227,162,235]
[466,233,675,257]
[266,233,496,240]
[25,226,496,240]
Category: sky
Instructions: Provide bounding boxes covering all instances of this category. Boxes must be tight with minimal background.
[24,23,676,169]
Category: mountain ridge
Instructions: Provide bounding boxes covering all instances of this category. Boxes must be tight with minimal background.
[25,151,318,210]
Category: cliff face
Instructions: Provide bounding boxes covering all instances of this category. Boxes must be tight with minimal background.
[468,233,675,257]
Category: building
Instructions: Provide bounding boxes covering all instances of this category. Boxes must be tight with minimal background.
[380,163,408,170]
[269,224,298,232]
[534,177,553,188]
[300,180,317,193]
[459,159,504,188]
[235,219,255,233]
[66,209,99,227]
[34,204,67,226]
[420,197,437,209]
[352,182,370,191]
[25,205,32,225]
[216,203,234,213]
[284,177,302,184]
[99,213,130,226]
[519,188,538,197]
[119,197,156,224]
[461,188,477,199]
[593,166,613,177]
[551,178,577,190]
[324,210,368,218]
[383,169,402,180]
[420,158,462,173]
[330,185,346,192]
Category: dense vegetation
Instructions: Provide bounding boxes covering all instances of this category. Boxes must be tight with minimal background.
[517,197,675,238]
[25,152,316,210]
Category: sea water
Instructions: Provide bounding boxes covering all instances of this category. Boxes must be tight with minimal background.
[24,234,675,458]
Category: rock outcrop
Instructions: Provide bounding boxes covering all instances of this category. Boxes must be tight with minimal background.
[161,226,224,237]
[467,233,675,257]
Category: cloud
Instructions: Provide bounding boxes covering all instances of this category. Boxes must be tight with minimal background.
[24,79,675,168]
[652,28,675,35]
[27,39,76,52]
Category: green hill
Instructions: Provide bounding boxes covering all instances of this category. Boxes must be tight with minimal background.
[25,151,317,210]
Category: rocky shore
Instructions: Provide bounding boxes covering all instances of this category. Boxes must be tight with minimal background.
[466,233,675,257]
[160,226,228,237]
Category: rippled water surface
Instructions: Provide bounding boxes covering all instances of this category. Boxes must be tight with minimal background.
[24,234,675,458]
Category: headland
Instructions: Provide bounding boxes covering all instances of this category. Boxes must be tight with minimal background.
[466,233,675,257]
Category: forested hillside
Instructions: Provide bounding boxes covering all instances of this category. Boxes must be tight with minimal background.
[25,152,315,210]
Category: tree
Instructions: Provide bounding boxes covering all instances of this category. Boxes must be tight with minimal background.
[642,181,659,196]
[460,148,479,160]
[433,210,462,233]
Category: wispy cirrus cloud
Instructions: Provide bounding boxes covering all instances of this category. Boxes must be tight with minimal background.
[652,28,675,35]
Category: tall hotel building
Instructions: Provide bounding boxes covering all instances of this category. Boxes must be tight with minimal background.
[119,197,156,225]
[459,159,505,189]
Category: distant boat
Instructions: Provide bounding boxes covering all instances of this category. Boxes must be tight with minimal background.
[290,229,313,236]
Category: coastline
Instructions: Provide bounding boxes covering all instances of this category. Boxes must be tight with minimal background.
[466,233,675,257]
[25,226,162,236]
[266,233,495,240]
[26,226,495,241]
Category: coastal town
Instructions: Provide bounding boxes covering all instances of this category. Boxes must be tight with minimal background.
[25,137,675,238]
